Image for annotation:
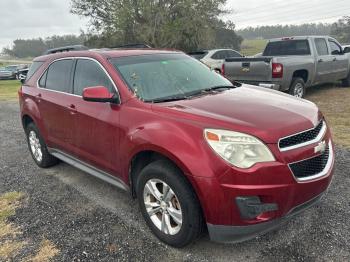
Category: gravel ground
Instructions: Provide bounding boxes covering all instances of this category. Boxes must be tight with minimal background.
[0,101,349,261]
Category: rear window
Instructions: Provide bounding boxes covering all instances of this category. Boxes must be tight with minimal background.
[188,51,208,60]
[25,62,43,83]
[263,40,311,56]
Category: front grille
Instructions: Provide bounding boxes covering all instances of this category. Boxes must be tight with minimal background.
[279,121,324,150]
[289,145,330,179]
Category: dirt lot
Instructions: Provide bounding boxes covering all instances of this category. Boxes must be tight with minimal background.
[0,87,350,261]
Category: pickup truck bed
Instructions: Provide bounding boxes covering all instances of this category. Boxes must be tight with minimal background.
[223,36,350,97]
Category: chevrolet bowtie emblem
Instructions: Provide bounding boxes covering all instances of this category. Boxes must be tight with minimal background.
[314,140,326,154]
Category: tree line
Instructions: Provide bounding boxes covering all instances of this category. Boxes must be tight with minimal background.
[2,0,349,59]
[2,0,243,58]
[237,17,350,43]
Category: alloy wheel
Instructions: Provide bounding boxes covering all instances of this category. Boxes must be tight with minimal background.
[29,130,42,162]
[143,179,183,235]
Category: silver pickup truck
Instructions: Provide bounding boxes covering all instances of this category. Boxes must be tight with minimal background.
[223,36,350,97]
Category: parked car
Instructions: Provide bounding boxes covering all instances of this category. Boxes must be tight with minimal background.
[223,36,350,97]
[0,64,29,80]
[0,67,13,80]
[188,49,242,72]
[20,46,334,247]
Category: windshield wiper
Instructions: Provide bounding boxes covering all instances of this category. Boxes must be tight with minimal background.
[146,95,189,103]
[203,84,238,92]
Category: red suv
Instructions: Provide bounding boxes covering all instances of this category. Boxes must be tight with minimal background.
[19,46,334,247]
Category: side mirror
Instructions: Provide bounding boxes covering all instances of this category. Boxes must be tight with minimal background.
[82,86,119,104]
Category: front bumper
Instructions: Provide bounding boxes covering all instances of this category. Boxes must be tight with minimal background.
[207,192,324,243]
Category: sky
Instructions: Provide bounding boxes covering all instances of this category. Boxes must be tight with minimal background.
[1,0,350,50]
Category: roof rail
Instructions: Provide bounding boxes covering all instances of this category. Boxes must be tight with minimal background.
[113,43,152,49]
[43,45,89,55]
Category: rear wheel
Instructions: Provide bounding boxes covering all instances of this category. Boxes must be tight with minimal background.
[289,78,306,98]
[136,160,203,247]
[26,122,59,168]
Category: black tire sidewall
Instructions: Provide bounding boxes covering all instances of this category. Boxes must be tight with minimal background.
[136,161,202,247]
[289,78,305,98]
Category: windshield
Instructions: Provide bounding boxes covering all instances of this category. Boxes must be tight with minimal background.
[263,40,311,56]
[110,53,232,102]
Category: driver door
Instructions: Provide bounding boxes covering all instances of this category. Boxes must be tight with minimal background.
[69,58,122,176]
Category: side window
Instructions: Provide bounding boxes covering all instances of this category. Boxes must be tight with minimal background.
[328,40,342,55]
[226,50,241,58]
[45,60,74,93]
[211,51,226,60]
[38,70,48,87]
[315,38,329,56]
[25,61,44,83]
[73,59,115,96]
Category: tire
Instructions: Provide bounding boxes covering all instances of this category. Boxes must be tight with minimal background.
[341,73,350,87]
[136,160,203,247]
[25,122,59,168]
[289,78,306,98]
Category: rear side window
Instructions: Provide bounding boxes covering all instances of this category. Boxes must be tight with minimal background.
[315,38,329,56]
[73,59,115,96]
[25,61,43,83]
[226,50,242,58]
[211,51,226,60]
[263,40,311,56]
[44,59,74,93]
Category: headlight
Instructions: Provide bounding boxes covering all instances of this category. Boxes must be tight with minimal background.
[204,129,275,169]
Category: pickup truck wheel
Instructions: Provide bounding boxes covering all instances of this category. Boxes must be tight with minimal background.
[136,160,203,247]
[26,123,59,168]
[289,78,305,98]
[341,74,350,87]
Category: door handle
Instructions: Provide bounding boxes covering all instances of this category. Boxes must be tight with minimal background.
[333,57,337,61]
[35,93,42,102]
[318,59,323,63]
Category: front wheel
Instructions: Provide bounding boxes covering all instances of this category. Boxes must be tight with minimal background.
[136,160,203,247]
[289,78,306,98]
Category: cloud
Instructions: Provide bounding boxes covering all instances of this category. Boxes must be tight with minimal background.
[0,0,88,50]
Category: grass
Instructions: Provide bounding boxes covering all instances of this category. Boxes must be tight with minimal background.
[0,192,59,261]
[0,80,20,101]
[0,192,26,260]
[27,240,60,262]
[306,85,350,148]
[240,39,268,56]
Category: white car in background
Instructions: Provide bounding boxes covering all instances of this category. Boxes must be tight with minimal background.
[188,49,242,73]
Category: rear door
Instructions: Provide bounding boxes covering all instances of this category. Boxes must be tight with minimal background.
[314,38,334,84]
[37,59,76,154]
[69,58,122,175]
[328,39,349,80]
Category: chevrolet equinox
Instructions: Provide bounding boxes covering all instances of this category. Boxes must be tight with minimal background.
[19,46,334,247]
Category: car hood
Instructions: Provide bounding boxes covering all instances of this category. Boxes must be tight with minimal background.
[152,85,321,143]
